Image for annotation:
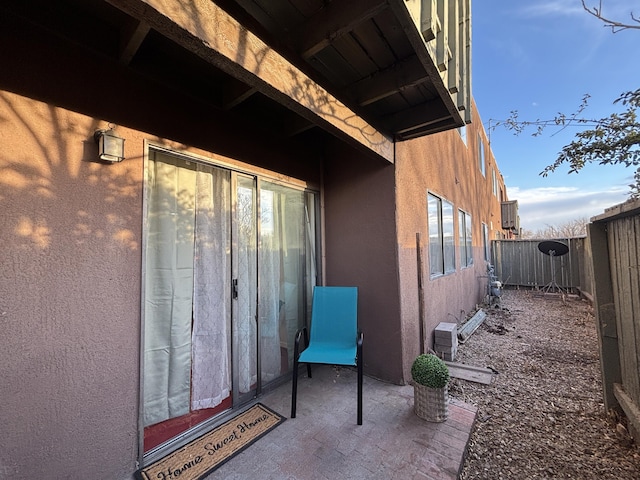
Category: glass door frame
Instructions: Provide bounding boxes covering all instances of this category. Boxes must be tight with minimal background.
[139,143,321,464]
[231,172,260,407]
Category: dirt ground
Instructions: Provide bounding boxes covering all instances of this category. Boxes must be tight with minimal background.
[453,289,640,479]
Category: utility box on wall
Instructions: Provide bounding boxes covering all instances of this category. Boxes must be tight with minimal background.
[501,200,519,231]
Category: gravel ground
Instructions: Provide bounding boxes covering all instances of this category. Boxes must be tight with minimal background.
[453,288,640,479]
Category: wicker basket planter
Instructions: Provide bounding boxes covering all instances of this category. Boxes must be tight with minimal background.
[413,382,449,422]
[410,353,450,423]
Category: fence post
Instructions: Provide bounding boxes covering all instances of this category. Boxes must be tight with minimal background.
[587,221,622,413]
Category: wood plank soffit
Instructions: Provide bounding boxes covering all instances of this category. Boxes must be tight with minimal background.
[222,80,256,110]
[107,0,394,162]
[384,97,451,134]
[119,20,151,65]
[291,0,390,60]
[348,54,429,107]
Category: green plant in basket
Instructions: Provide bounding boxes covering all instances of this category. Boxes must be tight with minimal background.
[411,354,450,389]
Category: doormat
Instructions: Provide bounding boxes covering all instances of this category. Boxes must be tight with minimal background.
[136,403,286,480]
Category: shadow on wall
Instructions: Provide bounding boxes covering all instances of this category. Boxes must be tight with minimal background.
[0,91,146,478]
[0,92,141,253]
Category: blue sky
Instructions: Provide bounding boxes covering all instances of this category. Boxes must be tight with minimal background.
[472,0,639,232]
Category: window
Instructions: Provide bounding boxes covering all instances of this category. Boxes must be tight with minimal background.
[478,133,485,176]
[458,125,467,146]
[458,209,473,268]
[428,193,455,276]
[482,223,490,262]
[492,169,498,196]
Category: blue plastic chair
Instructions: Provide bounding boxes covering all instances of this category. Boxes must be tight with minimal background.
[291,286,363,425]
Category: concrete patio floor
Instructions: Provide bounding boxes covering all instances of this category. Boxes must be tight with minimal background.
[206,365,477,479]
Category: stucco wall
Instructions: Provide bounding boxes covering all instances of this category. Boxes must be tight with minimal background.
[0,1,510,474]
[323,140,404,383]
[0,92,143,478]
[0,92,326,479]
[0,10,355,476]
[395,102,508,379]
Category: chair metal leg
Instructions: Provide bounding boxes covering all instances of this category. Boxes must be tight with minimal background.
[302,327,312,378]
[357,331,363,425]
[357,364,362,425]
[291,356,298,419]
[291,329,305,419]
[293,325,362,424]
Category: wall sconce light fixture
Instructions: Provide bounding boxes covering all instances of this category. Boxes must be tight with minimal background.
[94,128,125,163]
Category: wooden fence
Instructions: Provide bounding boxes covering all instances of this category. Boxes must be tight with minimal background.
[492,237,587,293]
[589,199,640,441]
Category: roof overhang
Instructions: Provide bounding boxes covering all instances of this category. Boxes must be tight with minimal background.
[1,0,472,163]
[224,0,472,141]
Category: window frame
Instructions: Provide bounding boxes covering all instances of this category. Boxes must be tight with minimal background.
[478,133,486,177]
[458,125,467,146]
[482,222,490,262]
[492,169,498,196]
[428,192,456,277]
[458,209,473,268]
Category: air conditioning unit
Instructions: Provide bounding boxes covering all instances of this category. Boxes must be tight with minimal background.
[501,200,519,230]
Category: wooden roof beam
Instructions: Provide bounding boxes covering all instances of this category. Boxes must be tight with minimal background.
[294,0,389,59]
[385,98,452,134]
[282,111,316,137]
[396,118,456,140]
[119,20,150,65]
[107,0,394,162]
[348,54,429,106]
[223,80,256,110]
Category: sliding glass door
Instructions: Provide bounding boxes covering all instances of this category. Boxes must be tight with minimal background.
[142,150,318,451]
[232,175,257,405]
[258,181,308,385]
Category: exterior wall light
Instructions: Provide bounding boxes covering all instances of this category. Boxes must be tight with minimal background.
[94,128,125,163]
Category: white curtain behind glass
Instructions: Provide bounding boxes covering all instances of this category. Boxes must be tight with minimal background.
[143,155,195,426]
[280,190,303,373]
[191,164,231,410]
[144,154,234,426]
[236,183,257,393]
[144,156,316,421]
[259,184,306,381]
[259,188,283,382]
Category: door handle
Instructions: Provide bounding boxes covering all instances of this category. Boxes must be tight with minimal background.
[232,278,238,299]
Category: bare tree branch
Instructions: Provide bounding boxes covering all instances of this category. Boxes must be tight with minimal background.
[489,4,640,200]
[519,217,589,239]
[492,89,640,200]
[582,0,640,32]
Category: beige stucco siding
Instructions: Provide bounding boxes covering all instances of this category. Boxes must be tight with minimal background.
[0,90,325,479]
[395,101,507,378]
[0,91,144,478]
[322,139,404,383]
[0,2,510,476]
